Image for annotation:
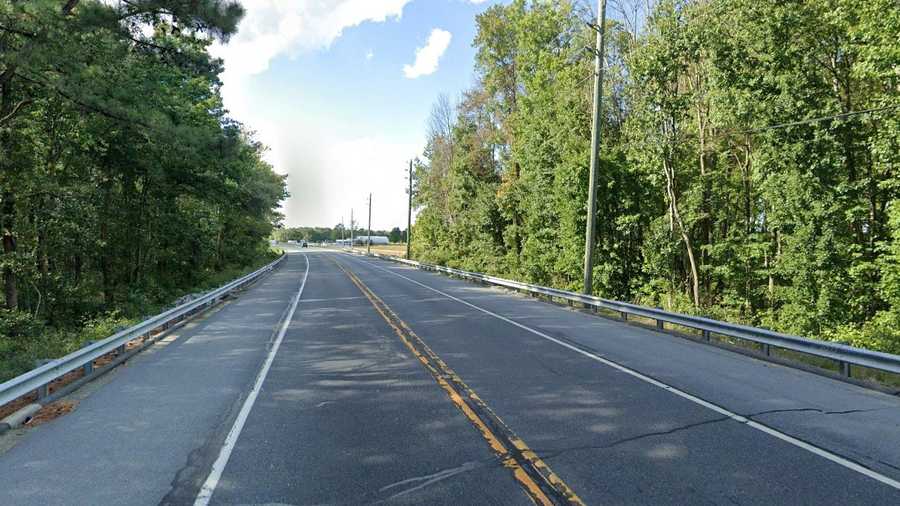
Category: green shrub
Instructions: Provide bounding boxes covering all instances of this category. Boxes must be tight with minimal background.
[0,310,47,382]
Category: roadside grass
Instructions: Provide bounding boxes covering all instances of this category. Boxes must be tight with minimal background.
[351,244,407,257]
[0,251,281,384]
[0,311,137,385]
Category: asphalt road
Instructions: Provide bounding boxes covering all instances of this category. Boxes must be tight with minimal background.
[2,250,900,504]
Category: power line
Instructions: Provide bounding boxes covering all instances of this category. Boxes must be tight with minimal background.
[744,105,899,134]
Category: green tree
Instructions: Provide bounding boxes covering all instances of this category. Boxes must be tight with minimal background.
[0,0,287,380]
[410,0,900,354]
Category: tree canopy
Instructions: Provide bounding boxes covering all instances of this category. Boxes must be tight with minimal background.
[411,0,900,354]
[0,0,286,379]
[274,225,406,243]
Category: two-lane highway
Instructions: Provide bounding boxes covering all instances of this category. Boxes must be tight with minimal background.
[2,250,900,504]
[325,252,900,504]
[200,252,533,505]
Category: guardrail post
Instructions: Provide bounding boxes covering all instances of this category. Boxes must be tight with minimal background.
[839,361,851,377]
[763,343,772,356]
[116,344,126,356]
[702,330,710,341]
[656,320,664,330]
[82,341,95,375]
[620,311,628,321]
[34,360,53,401]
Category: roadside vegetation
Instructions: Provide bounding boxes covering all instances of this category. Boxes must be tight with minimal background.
[350,244,408,257]
[411,0,900,354]
[275,226,408,244]
[0,1,286,381]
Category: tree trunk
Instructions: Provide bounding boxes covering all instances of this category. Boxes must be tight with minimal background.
[37,213,49,317]
[663,159,700,307]
[2,190,18,310]
[768,227,777,301]
[216,206,225,270]
[100,220,112,306]
[100,180,113,306]
[512,160,522,255]
[1,69,19,310]
[73,253,82,286]
[697,106,709,281]
[866,151,878,254]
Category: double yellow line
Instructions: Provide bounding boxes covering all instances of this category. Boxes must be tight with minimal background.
[332,257,584,506]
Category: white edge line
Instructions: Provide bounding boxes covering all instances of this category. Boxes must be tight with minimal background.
[194,253,310,506]
[348,253,900,491]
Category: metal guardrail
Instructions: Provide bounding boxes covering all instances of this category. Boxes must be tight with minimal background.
[0,255,286,408]
[368,253,900,378]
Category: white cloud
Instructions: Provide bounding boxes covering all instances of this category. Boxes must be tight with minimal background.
[205,0,425,229]
[273,126,420,229]
[403,28,452,79]
[210,0,411,80]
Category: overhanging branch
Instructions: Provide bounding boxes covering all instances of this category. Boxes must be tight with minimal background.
[0,99,32,126]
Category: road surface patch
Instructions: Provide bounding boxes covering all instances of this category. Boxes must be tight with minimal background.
[25,399,78,426]
[194,254,310,506]
[333,257,584,506]
[354,254,900,493]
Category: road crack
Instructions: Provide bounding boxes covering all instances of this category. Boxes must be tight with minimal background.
[744,407,887,418]
[376,460,485,502]
[535,416,731,461]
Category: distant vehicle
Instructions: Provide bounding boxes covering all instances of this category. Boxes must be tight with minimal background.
[354,235,390,245]
[301,240,308,248]
[287,240,297,244]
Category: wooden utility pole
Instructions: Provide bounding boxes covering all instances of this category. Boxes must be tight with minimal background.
[367,193,372,254]
[406,160,413,259]
[582,0,607,296]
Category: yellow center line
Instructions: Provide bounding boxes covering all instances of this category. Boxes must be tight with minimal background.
[330,256,585,506]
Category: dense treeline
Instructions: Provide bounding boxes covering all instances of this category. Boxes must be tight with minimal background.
[411,0,900,352]
[275,225,407,243]
[0,1,285,378]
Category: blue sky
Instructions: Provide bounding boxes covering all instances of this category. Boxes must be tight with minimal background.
[212,0,500,230]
